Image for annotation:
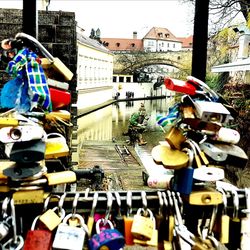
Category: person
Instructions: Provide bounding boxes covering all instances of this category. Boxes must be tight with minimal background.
[127,103,149,146]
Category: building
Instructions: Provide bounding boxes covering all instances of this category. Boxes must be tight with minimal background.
[101,27,193,52]
[143,27,182,52]
[76,27,114,113]
[212,24,250,82]
[178,35,193,51]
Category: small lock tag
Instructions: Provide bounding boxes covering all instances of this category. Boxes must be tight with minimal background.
[52,213,88,250]
[131,208,155,241]
[88,218,125,250]
[39,207,65,231]
[23,216,53,250]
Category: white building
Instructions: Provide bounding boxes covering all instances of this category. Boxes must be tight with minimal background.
[212,25,250,82]
[76,27,114,113]
[143,27,183,52]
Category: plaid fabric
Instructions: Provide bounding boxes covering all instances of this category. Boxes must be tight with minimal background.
[6,48,51,111]
[156,103,180,127]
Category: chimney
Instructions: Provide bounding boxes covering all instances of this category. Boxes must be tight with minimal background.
[133,31,137,39]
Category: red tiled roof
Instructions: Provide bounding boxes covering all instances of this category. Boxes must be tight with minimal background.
[143,27,180,42]
[177,35,193,48]
[101,38,143,51]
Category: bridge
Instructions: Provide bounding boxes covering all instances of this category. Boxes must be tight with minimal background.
[113,50,193,75]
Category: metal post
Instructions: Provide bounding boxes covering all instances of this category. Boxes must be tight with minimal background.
[191,0,209,82]
[22,0,38,38]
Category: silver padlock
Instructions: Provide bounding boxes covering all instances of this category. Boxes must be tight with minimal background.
[52,213,89,250]
[0,217,12,241]
[0,197,12,241]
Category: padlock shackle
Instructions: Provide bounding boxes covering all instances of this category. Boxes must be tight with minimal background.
[126,191,132,217]
[72,192,80,219]
[157,191,163,216]
[90,192,98,217]
[95,218,114,234]
[104,192,113,220]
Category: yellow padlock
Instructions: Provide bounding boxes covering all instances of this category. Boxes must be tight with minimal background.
[45,171,76,185]
[165,126,186,150]
[131,208,155,241]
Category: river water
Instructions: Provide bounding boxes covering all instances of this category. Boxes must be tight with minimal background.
[77,97,176,147]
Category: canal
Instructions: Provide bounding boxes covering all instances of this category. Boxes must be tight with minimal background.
[77,97,176,148]
[76,97,176,190]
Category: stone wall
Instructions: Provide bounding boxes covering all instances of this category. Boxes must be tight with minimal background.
[0,8,77,104]
[0,8,78,166]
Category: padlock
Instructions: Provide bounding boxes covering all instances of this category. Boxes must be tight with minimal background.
[45,170,76,185]
[155,191,169,246]
[87,192,98,236]
[217,188,229,244]
[39,206,65,231]
[164,77,199,95]
[23,216,53,250]
[0,125,45,143]
[133,221,158,247]
[171,148,194,195]
[0,216,12,241]
[240,189,250,250]
[0,197,12,241]
[131,208,155,241]
[45,133,69,159]
[113,191,125,236]
[165,126,186,150]
[88,218,125,250]
[162,191,175,242]
[9,139,46,163]
[123,191,134,245]
[52,213,88,250]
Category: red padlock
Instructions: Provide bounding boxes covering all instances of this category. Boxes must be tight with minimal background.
[164,77,199,95]
[23,216,53,250]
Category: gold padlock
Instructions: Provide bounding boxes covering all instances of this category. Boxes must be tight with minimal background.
[45,171,76,185]
[39,194,66,231]
[133,220,158,247]
[131,208,154,241]
[165,126,186,150]
[39,207,64,231]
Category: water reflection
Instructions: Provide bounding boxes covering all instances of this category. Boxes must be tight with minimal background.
[77,98,175,145]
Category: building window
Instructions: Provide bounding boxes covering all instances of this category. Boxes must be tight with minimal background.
[131,43,135,47]
[116,43,120,47]
[113,76,117,82]
[126,77,131,82]
[165,33,170,38]
[119,76,124,82]
[148,41,154,46]
[158,32,163,38]
[173,43,175,48]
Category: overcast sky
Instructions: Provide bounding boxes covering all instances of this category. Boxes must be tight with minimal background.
[1,0,194,38]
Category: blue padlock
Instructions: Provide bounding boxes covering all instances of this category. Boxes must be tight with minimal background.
[88,218,125,250]
[171,148,194,195]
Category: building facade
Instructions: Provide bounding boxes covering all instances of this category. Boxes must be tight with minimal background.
[76,27,114,113]
[101,27,192,52]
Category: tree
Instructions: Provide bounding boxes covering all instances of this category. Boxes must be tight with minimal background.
[182,0,249,32]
